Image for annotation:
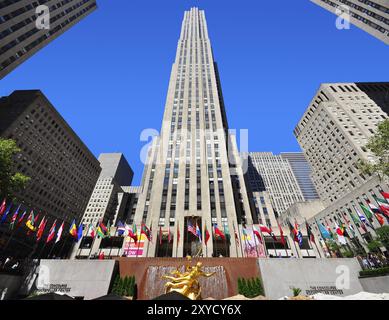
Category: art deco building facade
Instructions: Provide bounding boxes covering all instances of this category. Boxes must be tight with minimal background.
[280,152,319,200]
[0,0,97,79]
[0,90,101,257]
[295,82,389,251]
[246,152,305,216]
[310,0,389,45]
[132,8,254,258]
[81,153,133,227]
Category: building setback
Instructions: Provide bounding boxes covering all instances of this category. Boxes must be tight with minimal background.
[281,152,319,201]
[0,0,97,79]
[131,8,254,258]
[0,90,101,258]
[310,0,389,45]
[246,152,305,216]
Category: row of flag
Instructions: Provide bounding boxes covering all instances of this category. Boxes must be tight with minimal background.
[315,192,389,245]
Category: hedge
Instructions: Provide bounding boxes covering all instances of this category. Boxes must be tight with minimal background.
[359,266,389,278]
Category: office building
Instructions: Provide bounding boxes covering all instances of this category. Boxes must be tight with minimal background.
[0,0,97,79]
[310,0,389,45]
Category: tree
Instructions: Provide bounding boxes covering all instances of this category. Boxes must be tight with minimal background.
[376,225,389,249]
[367,239,383,253]
[0,138,30,200]
[358,119,389,180]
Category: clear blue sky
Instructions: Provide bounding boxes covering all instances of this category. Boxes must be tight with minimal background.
[1,0,388,185]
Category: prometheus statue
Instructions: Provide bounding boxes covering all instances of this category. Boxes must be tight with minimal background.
[162,256,215,300]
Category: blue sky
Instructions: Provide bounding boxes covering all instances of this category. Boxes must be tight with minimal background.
[1,0,388,185]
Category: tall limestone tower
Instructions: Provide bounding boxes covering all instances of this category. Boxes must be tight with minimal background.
[133,8,254,257]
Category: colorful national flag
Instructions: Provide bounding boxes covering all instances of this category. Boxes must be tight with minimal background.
[335,222,347,245]
[16,210,27,228]
[204,224,210,245]
[88,223,95,238]
[381,191,389,202]
[26,211,37,232]
[127,224,138,243]
[360,204,373,220]
[375,213,385,226]
[259,224,277,241]
[69,219,78,238]
[141,223,151,241]
[0,203,12,224]
[317,221,331,239]
[277,220,286,246]
[252,225,263,243]
[195,223,202,242]
[306,220,315,243]
[0,199,6,216]
[116,221,126,236]
[9,204,21,229]
[47,220,57,243]
[187,220,197,237]
[294,221,303,248]
[36,217,47,241]
[213,223,226,240]
[97,221,108,238]
[55,221,64,243]
[374,196,389,217]
[77,223,83,242]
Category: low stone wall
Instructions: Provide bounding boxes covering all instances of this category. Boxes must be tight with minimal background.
[36,260,116,300]
[359,275,389,294]
[258,258,364,299]
[116,257,261,300]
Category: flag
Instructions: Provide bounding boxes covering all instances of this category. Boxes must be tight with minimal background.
[295,221,303,248]
[381,191,389,202]
[77,223,83,242]
[176,222,180,248]
[98,252,104,260]
[141,223,151,241]
[234,228,240,245]
[317,221,331,239]
[374,196,389,217]
[360,204,373,220]
[213,224,226,240]
[375,213,385,226]
[36,217,47,241]
[69,219,78,238]
[127,224,138,243]
[0,199,6,216]
[55,221,64,243]
[204,224,210,245]
[88,223,95,238]
[306,220,315,243]
[252,225,263,243]
[324,217,333,237]
[116,221,126,236]
[349,211,360,226]
[47,220,57,243]
[196,223,202,242]
[9,204,21,229]
[0,203,12,224]
[335,222,347,245]
[26,211,37,232]
[355,208,372,228]
[97,220,108,238]
[277,220,286,246]
[168,227,172,243]
[367,200,382,214]
[187,220,197,237]
[16,210,27,228]
[259,224,277,241]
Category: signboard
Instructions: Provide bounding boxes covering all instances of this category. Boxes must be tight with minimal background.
[242,227,266,258]
[123,232,147,257]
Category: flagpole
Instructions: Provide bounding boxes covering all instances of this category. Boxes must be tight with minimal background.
[175,222,179,258]
[136,224,141,258]
[314,218,331,257]
[232,223,239,257]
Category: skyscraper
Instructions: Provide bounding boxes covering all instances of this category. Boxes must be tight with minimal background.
[310,0,389,45]
[0,0,97,79]
[295,82,389,248]
[294,82,389,205]
[0,90,101,258]
[280,152,319,201]
[246,152,305,216]
[131,8,254,258]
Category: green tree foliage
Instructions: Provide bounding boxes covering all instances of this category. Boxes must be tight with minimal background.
[0,138,30,199]
[358,119,389,180]
[367,239,383,253]
[375,225,389,249]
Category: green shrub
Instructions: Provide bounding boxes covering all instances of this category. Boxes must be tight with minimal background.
[237,277,264,298]
[111,275,136,297]
[359,266,389,278]
[291,287,302,297]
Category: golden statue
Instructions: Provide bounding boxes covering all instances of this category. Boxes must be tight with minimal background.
[162,256,215,300]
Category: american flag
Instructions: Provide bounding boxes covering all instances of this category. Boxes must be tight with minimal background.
[187,220,197,236]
